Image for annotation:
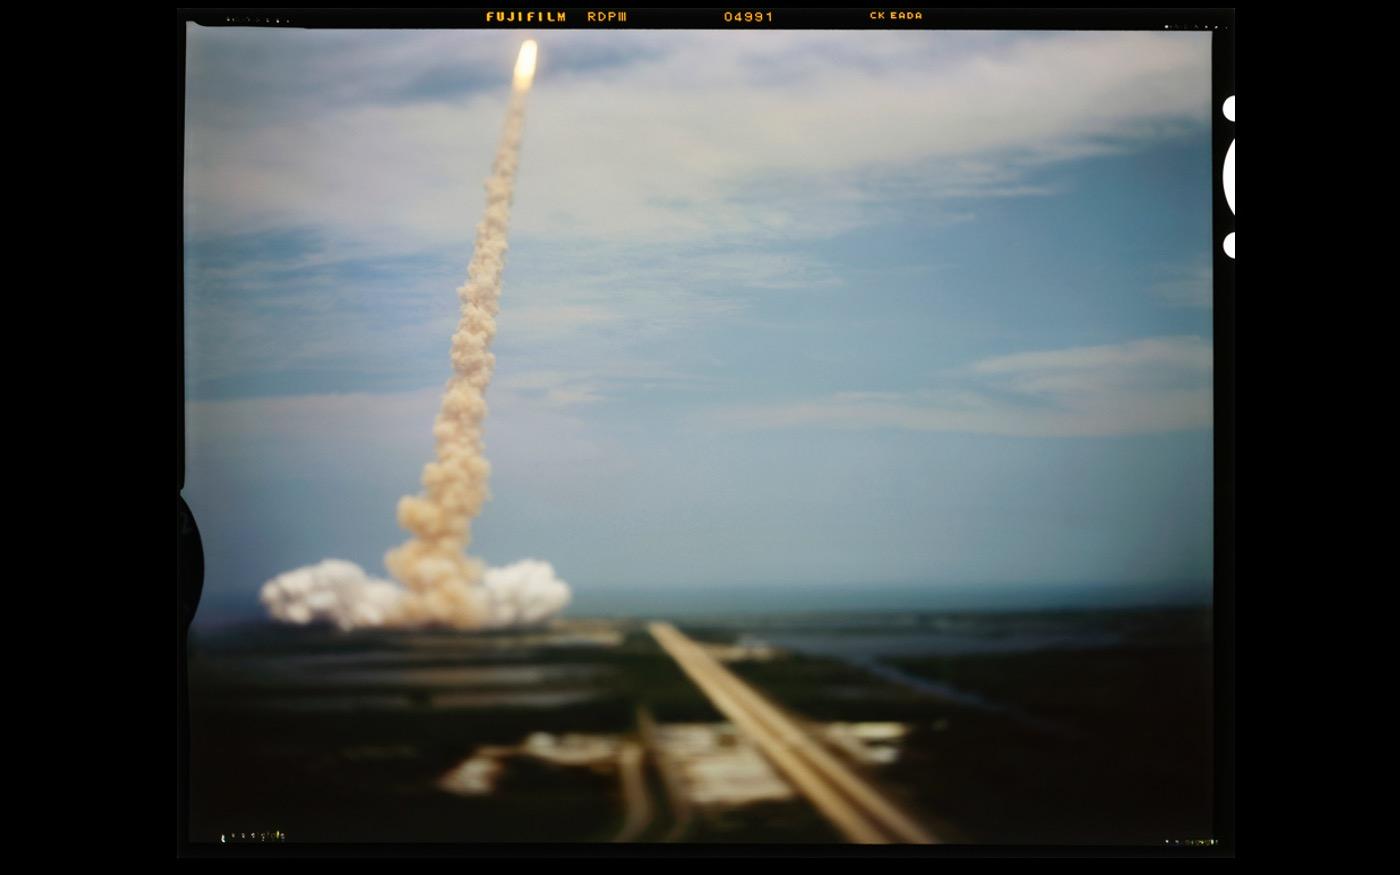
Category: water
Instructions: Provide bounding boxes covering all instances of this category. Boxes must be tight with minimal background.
[703,610,1206,735]
[567,580,1211,618]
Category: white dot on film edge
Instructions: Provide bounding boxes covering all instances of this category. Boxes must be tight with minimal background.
[1223,95,1235,122]
[1223,233,1235,259]
[1223,140,1235,213]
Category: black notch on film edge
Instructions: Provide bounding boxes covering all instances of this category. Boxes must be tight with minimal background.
[179,496,205,629]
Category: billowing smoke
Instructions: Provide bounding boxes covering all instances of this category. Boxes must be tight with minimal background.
[261,560,408,631]
[260,41,570,632]
[380,40,537,630]
[261,559,571,632]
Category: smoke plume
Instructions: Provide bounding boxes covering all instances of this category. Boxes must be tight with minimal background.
[380,43,535,630]
[260,41,569,632]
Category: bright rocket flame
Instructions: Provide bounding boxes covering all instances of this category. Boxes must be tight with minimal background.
[514,40,538,89]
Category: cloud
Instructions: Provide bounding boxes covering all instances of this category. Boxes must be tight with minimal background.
[493,359,718,409]
[971,335,1211,383]
[706,336,1212,438]
[496,370,606,407]
[1150,260,1213,309]
[182,213,845,402]
[184,30,1210,250]
[493,243,829,348]
[182,29,1213,408]
[185,382,630,485]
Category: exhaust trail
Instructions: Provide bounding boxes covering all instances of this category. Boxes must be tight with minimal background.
[259,41,570,633]
[383,40,541,630]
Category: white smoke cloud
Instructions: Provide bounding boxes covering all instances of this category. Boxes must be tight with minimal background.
[260,559,405,631]
[260,558,571,632]
[480,559,572,628]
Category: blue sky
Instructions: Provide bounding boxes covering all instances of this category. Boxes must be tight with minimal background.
[183,27,1214,624]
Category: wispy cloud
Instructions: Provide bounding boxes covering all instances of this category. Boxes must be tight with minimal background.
[185,30,1211,249]
[183,29,1212,404]
[494,360,714,409]
[1150,260,1213,309]
[706,336,1212,438]
[495,243,833,345]
[496,370,606,407]
[185,382,636,490]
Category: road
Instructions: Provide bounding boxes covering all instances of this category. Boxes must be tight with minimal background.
[649,622,938,844]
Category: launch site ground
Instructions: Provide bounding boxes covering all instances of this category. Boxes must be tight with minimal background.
[186,608,1212,845]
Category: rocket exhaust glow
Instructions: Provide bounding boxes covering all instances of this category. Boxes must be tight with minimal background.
[514,40,538,90]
